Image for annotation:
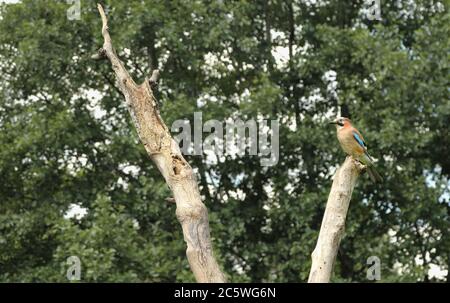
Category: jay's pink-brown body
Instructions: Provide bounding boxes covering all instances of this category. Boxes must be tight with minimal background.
[330,117,383,183]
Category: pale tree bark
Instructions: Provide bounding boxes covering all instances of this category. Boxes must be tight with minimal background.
[308,156,364,283]
[93,4,226,283]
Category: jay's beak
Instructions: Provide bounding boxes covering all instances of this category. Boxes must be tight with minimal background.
[329,119,338,125]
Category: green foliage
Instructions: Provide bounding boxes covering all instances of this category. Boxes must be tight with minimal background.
[0,0,448,282]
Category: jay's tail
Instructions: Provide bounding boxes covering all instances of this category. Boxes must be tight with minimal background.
[367,165,383,183]
[361,152,383,183]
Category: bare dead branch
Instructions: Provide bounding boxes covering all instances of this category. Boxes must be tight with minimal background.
[93,3,226,283]
[308,156,363,283]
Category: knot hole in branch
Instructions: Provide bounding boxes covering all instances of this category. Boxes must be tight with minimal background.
[172,154,187,176]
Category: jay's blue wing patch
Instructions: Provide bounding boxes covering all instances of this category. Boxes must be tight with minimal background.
[352,131,366,148]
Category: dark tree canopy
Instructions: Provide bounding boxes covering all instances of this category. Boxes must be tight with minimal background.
[0,0,448,282]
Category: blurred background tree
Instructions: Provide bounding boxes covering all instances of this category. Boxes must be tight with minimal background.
[0,0,448,282]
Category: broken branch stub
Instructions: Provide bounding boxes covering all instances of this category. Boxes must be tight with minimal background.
[308,156,363,283]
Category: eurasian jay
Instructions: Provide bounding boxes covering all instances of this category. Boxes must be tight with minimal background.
[330,117,383,183]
